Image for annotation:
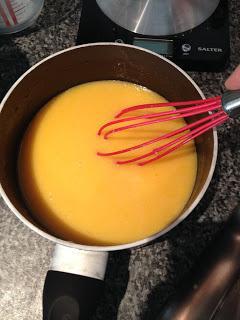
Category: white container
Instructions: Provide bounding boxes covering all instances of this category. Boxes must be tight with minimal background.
[0,0,44,34]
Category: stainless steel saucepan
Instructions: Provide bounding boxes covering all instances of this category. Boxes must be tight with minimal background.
[0,43,217,319]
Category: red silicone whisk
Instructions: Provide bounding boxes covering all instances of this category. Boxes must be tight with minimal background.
[97,91,240,166]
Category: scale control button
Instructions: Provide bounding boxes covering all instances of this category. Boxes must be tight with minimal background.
[115,39,124,43]
[181,43,192,53]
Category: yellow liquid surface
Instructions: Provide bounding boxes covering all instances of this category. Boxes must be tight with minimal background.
[18,81,197,245]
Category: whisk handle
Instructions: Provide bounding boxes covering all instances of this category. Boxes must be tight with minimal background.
[222,90,240,118]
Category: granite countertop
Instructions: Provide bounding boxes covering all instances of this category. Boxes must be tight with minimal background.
[0,1,240,319]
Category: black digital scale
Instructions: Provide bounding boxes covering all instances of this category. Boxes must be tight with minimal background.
[77,0,230,72]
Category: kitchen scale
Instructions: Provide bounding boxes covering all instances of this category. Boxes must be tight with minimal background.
[77,0,230,72]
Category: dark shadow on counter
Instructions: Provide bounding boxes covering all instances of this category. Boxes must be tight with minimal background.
[0,39,29,100]
[92,251,130,320]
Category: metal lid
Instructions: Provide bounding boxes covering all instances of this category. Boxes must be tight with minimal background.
[96,0,220,36]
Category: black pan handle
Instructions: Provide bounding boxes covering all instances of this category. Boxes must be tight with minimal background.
[43,271,104,320]
[42,245,108,320]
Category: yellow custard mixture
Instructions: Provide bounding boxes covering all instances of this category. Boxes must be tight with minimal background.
[18,81,197,245]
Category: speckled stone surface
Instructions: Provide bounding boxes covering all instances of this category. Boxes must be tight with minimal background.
[0,1,240,319]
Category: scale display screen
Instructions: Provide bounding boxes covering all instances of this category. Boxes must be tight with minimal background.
[133,38,173,57]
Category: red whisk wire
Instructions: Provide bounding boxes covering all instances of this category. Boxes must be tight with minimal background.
[97,96,228,165]
[116,96,221,118]
[97,112,224,157]
[138,115,227,166]
[103,102,222,139]
[98,98,221,136]
[116,113,227,165]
